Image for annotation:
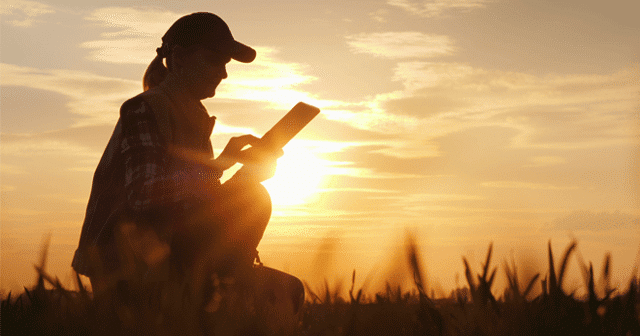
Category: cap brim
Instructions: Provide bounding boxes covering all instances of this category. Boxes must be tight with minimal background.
[230,41,256,63]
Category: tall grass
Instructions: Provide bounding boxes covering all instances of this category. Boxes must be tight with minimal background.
[2,235,639,335]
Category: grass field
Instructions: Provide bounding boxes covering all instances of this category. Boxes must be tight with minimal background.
[2,237,639,335]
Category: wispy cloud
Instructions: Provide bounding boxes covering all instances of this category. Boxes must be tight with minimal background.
[0,0,54,27]
[523,156,567,168]
[369,9,389,23]
[551,210,640,231]
[1,185,17,192]
[316,60,638,162]
[388,192,483,202]
[379,62,640,149]
[480,181,577,190]
[80,7,328,110]
[82,7,184,64]
[1,63,140,126]
[1,132,104,202]
[391,62,640,101]
[0,136,100,159]
[368,192,484,216]
[345,32,455,59]
[0,163,27,175]
[217,47,322,109]
[387,0,493,17]
[321,107,421,135]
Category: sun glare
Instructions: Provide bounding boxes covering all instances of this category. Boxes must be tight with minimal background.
[261,143,329,206]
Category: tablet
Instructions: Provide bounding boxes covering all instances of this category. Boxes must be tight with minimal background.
[259,102,320,151]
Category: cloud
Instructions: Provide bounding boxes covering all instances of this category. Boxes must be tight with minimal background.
[376,62,639,149]
[0,135,100,159]
[1,163,27,175]
[321,163,428,179]
[80,7,320,109]
[1,130,104,192]
[429,125,527,177]
[382,95,473,119]
[0,124,126,174]
[79,7,326,109]
[523,156,567,168]
[216,47,321,109]
[550,210,640,232]
[390,62,640,105]
[1,63,140,126]
[369,138,441,158]
[319,144,443,177]
[1,185,17,192]
[387,0,493,17]
[82,7,185,64]
[390,192,483,203]
[317,106,448,160]
[369,9,389,23]
[0,0,54,27]
[5,124,116,151]
[345,32,455,59]
[391,61,478,91]
[321,107,421,135]
[1,86,77,134]
[480,181,577,190]
[354,192,484,217]
[305,61,637,162]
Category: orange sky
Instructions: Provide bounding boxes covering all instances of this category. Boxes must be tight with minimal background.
[1,0,639,296]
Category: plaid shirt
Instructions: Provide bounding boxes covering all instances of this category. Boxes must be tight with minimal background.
[122,98,219,212]
[72,93,221,276]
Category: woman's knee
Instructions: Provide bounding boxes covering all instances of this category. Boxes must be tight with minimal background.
[220,180,271,215]
[217,181,271,247]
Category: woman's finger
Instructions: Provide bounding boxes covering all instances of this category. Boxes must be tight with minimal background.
[238,146,283,164]
[228,134,259,149]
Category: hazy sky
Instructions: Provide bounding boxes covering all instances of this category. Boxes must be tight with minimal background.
[1,0,639,295]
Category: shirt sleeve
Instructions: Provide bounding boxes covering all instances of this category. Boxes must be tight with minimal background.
[119,98,221,215]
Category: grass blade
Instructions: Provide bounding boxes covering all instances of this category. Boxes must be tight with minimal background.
[482,242,493,280]
[463,257,476,293]
[548,241,557,296]
[557,240,577,291]
[522,273,540,299]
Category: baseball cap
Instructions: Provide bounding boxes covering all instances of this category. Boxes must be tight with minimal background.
[162,12,256,63]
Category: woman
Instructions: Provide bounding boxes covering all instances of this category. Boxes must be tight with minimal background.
[72,12,280,295]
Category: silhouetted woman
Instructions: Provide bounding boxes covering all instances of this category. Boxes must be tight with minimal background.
[72,12,279,296]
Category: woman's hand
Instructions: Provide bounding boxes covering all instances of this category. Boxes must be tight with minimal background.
[215,134,283,182]
[233,146,283,182]
[215,134,258,171]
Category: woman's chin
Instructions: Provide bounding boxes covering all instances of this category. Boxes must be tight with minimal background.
[200,89,216,100]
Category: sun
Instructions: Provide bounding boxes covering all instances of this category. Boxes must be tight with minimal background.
[261,143,328,206]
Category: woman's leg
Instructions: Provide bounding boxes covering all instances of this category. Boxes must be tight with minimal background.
[212,179,272,275]
[170,179,272,277]
[218,179,272,252]
[167,179,271,316]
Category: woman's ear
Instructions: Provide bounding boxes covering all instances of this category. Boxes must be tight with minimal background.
[167,45,187,72]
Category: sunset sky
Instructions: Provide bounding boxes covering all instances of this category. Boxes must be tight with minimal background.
[1,0,639,296]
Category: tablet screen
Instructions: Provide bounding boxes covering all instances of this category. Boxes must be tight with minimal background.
[260,102,320,150]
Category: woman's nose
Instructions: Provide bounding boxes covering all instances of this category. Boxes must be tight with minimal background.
[221,65,228,79]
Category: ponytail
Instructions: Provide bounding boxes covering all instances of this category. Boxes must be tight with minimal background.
[142,53,169,91]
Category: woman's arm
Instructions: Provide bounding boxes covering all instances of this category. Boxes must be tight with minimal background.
[120,98,221,215]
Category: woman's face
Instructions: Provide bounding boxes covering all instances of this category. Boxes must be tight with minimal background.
[177,46,231,100]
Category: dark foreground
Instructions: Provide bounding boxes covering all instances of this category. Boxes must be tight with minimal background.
[2,240,639,335]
